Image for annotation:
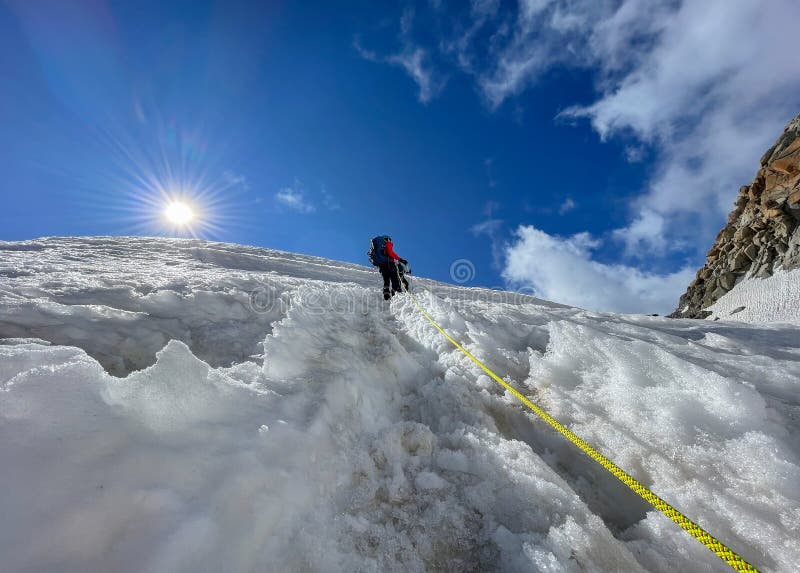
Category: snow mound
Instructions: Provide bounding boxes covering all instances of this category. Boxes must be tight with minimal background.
[1,237,799,572]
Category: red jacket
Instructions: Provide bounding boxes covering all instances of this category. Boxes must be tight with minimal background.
[385,240,402,261]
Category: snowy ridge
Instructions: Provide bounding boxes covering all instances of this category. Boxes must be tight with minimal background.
[1,237,799,572]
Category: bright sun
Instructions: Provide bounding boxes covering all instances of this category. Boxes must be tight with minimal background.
[164,201,195,225]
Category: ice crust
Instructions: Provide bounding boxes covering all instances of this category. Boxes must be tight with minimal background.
[1,237,799,572]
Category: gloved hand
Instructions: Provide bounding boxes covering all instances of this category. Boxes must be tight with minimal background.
[399,258,408,265]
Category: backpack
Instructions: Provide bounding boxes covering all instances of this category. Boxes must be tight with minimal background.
[368,236,389,266]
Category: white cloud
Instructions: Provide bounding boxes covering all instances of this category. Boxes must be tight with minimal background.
[503,225,694,314]
[439,0,502,72]
[221,171,249,191]
[361,0,800,275]
[558,197,575,215]
[352,36,379,62]
[275,181,340,213]
[611,208,668,257]
[477,0,600,109]
[387,47,441,103]
[275,186,315,213]
[471,208,504,268]
[482,199,500,217]
[355,9,444,104]
[624,145,644,163]
[473,0,800,257]
[321,186,340,211]
[483,158,498,188]
[470,218,502,237]
[558,0,800,252]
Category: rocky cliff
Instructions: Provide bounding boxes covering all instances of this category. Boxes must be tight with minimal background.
[671,113,800,318]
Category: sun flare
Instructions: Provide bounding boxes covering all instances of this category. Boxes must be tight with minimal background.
[164,201,195,226]
[100,125,243,239]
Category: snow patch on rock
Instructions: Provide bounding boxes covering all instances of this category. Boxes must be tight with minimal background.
[707,268,800,323]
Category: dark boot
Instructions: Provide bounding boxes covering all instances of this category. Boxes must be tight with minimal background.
[380,264,395,299]
[388,263,402,295]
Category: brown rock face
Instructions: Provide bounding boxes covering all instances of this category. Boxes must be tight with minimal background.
[671,113,800,318]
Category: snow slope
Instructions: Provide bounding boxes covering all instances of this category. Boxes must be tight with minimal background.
[1,237,799,572]
[706,269,800,324]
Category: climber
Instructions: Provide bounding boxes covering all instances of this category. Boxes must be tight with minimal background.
[367,236,410,300]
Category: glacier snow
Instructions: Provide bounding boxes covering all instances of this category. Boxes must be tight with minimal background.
[1,237,799,572]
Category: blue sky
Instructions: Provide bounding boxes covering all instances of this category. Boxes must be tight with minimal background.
[2,1,799,313]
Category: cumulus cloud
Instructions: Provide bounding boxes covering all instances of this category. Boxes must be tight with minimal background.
[503,225,695,314]
[561,0,800,252]
[364,0,800,262]
[275,185,315,213]
[612,208,668,257]
[477,0,799,252]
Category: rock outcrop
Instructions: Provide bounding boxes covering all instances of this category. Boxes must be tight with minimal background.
[671,113,800,318]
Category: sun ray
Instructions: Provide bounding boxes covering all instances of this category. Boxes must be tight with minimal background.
[72,116,253,241]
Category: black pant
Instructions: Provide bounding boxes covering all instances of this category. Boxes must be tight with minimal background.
[379,262,406,296]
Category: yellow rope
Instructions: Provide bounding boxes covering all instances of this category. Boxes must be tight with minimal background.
[405,288,758,572]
